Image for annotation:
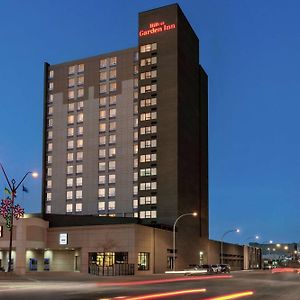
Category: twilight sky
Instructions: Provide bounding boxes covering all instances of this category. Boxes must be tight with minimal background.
[0,0,300,244]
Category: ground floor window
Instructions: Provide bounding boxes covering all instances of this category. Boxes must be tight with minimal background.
[89,252,128,267]
[138,252,150,270]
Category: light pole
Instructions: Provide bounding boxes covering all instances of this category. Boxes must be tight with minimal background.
[221,228,240,264]
[172,212,197,271]
[0,163,38,272]
[244,235,259,245]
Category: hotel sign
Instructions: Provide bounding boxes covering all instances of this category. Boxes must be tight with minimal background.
[59,233,68,245]
[139,21,176,37]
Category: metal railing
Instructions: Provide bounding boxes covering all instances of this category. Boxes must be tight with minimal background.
[89,263,135,276]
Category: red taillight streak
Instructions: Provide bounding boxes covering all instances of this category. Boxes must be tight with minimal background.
[272,268,300,273]
[97,275,232,287]
[124,288,206,300]
[203,290,254,300]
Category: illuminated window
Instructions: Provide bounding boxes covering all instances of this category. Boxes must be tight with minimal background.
[100,71,107,81]
[47,156,52,164]
[109,108,116,118]
[78,76,84,85]
[47,131,53,140]
[77,126,83,135]
[66,178,73,187]
[99,175,105,184]
[140,70,157,80]
[109,174,116,184]
[140,112,157,121]
[77,151,83,161]
[76,177,83,187]
[133,65,139,75]
[140,84,157,94]
[109,82,117,92]
[100,58,107,69]
[67,128,74,137]
[66,191,73,200]
[108,161,116,170]
[109,69,117,79]
[133,103,138,114]
[99,136,106,145]
[98,201,105,210]
[75,203,82,212]
[77,139,83,148]
[68,78,75,87]
[133,158,138,168]
[99,110,106,119]
[140,168,157,176]
[99,162,106,171]
[77,113,84,123]
[49,70,54,79]
[109,95,116,105]
[140,139,157,149]
[133,131,138,141]
[47,143,53,152]
[134,78,139,88]
[46,205,51,213]
[99,148,106,158]
[133,185,138,195]
[140,43,157,53]
[49,82,54,91]
[67,115,74,124]
[108,200,115,210]
[140,153,157,163]
[133,144,138,154]
[140,182,157,191]
[77,101,84,110]
[139,196,157,205]
[109,121,116,131]
[46,192,52,201]
[109,135,116,144]
[109,147,116,157]
[48,106,53,115]
[67,165,73,174]
[68,90,75,99]
[76,190,82,199]
[98,188,105,198]
[48,118,53,127]
[68,103,75,111]
[78,64,84,73]
[77,88,84,98]
[66,203,73,213]
[47,168,52,176]
[133,199,138,209]
[68,65,75,75]
[48,94,54,103]
[140,126,157,135]
[67,140,74,149]
[138,252,150,270]
[100,83,107,94]
[140,56,157,67]
[76,164,83,174]
[99,97,107,106]
[108,187,115,197]
[99,123,106,132]
[47,180,52,189]
[134,117,138,128]
[133,172,138,181]
[67,152,74,162]
[109,57,117,66]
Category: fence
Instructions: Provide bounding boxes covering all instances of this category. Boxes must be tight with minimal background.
[89,263,135,276]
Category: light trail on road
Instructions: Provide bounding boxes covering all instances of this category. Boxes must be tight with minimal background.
[203,290,254,300]
[122,288,207,299]
[97,275,232,287]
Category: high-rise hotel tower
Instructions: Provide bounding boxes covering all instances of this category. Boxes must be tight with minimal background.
[42,4,208,237]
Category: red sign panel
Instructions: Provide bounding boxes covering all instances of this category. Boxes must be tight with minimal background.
[139,21,176,37]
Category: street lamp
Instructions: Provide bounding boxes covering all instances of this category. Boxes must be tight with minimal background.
[0,163,38,272]
[172,212,197,271]
[244,235,259,245]
[221,228,240,264]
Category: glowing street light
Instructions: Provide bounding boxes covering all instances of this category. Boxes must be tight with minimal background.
[172,212,197,270]
[244,235,259,244]
[0,163,38,272]
[221,228,240,264]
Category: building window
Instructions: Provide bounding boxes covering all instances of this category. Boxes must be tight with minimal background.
[99,123,106,132]
[77,101,84,110]
[68,65,76,75]
[108,174,116,184]
[133,131,138,141]
[108,200,115,210]
[99,148,106,158]
[47,143,53,152]
[67,165,73,174]
[133,144,138,154]
[67,128,74,137]
[67,152,74,162]
[76,177,83,187]
[109,57,117,66]
[100,58,107,68]
[49,70,54,79]
[100,83,107,94]
[100,71,107,81]
[99,110,106,119]
[140,84,157,94]
[98,201,105,211]
[133,199,138,209]
[140,182,157,191]
[46,205,51,214]
[77,126,83,136]
[77,113,84,123]
[78,76,84,85]
[99,136,106,145]
[133,185,138,195]
[109,95,116,105]
[77,88,84,98]
[108,161,116,170]
[66,178,73,188]
[98,188,105,198]
[47,118,53,127]
[140,70,157,80]
[140,56,157,67]
[67,115,74,124]
[47,168,52,176]
[99,97,107,106]
[0,225,3,237]
[76,151,83,161]
[68,78,75,88]
[68,103,75,112]
[76,164,83,174]
[140,153,157,163]
[76,190,82,199]
[139,196,157,205]
[99,162,106,171]
[66,203,73,213]
[138,252,150,270]
[140,126,157,135]
[109,135,116,144]
[109,69,117,79]
[108,187,115,197]
[133,172,138,182]
[140,168,157,177]
[109,148,116,157]
[48,94,54,103]
[133,158,138,168]
[140,112,157,121]
[109,121,116,131]
[47,131,53,140]
[66,191,73,200]
[49,82,54,91]
[77,139,83,148]
[99,175,105,184]
[48,106,53,115]
[140,43,157,53]
[78,64,84,73]
[140,139,157,149]
[75,203,82,212]
[67,140,74,150]
[109,108,116,118]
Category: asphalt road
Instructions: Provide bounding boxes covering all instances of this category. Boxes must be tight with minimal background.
[0,270,300,299]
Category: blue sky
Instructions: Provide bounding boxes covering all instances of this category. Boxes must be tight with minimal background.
[0,0,300,244]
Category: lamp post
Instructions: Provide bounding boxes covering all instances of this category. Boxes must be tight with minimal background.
[0,163,38,272]
[221,228,240,264]
[172,212,197,271]
[244,235,259,245]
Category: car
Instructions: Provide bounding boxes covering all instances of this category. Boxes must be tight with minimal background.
[211,264,222,273]
[218,264,231,273]
[183,264,208,276]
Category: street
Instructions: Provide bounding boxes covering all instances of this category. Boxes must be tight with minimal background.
[0,270,300,299]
